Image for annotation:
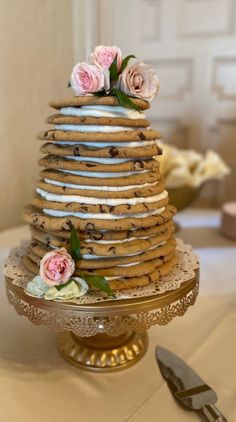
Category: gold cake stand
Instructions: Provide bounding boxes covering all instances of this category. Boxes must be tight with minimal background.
[5,268,199,373]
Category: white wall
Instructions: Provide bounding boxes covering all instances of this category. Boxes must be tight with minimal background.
[73,0,236,204]
[0,0,73,230]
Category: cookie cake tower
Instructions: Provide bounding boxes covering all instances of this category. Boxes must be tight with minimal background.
[23,46,177,296]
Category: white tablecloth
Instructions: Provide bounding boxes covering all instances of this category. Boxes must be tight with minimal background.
[0,209,235,422]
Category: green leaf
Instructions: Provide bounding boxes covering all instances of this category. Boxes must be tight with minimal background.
[109,54,119,82]
[56,280,71,291]
[112,88,140,111]
[121,54,136,72]
[69,226,81,261]
[80,274,115,298]
[92,90,106,97]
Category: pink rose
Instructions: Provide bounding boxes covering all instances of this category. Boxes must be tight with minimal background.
[39,248,75,286]
[91,45,122,70]
[71,62,109,96]
[118,60,159,101]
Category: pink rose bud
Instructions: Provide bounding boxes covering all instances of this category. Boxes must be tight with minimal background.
[71,62,109,96]
[39,248,75,286]
[118,60,159,101]
[91,45,122,70]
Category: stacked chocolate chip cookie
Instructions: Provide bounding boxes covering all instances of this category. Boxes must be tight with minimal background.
[23,96,177,290]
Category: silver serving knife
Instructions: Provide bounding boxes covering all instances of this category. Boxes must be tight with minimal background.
[156,346,227,422]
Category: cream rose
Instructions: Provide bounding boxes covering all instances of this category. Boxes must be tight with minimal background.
[39,248,75,286]
[71,62,109,96]
[91,45,122,70]
[118,60,159,101]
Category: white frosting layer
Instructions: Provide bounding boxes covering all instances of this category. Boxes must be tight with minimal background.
[44,178,159,192]
[36,188,167,206]
[60,169,148,178]
[65,156,133,164]
[119,261,142,267]
[43,206,165,219]
[60,106,145,120]
[106,276,121,280]
[84,235,151,244]
[55,124,145,133]
[54,140,159,147]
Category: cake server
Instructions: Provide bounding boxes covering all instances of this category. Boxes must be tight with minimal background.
[155,346,227,421]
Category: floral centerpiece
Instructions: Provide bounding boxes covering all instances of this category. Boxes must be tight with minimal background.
[70,45,159,108]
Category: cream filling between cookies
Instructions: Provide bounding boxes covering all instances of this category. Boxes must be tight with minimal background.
[36,188,167,206]
[54,140,160,148]
[55,124,147,133]
[44,178,159,192]
[84,235,153,244]
[43,206,165,219]
[65,156,134,164]
[60,106,145,119]
[60,169,149,178]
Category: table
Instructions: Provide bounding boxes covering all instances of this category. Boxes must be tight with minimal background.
[0,209,235,422]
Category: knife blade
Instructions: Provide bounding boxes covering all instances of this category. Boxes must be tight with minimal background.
[156,346,227,422]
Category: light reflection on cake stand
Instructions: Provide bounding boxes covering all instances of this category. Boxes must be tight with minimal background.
[5,265,199,373]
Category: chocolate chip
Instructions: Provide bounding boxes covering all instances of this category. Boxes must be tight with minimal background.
[91,232,103,240]
[108,246,116,255]
[109,147,119,157]
[86,163,96,168]
[74,147,80,156]
[86,223,95,230]
[43,130,50,138]
[80,205,88,213]
[63,220,73,231]
[138,132,146,140]
[133,160,144,170]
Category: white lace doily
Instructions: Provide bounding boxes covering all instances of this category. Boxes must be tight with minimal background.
[4,239,199,305]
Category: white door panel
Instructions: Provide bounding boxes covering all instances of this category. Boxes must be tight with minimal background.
[73,0,236,202]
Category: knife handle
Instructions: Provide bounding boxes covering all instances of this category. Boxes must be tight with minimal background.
[201,404,227,422]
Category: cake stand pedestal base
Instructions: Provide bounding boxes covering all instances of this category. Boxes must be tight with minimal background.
[57,331,148,372]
